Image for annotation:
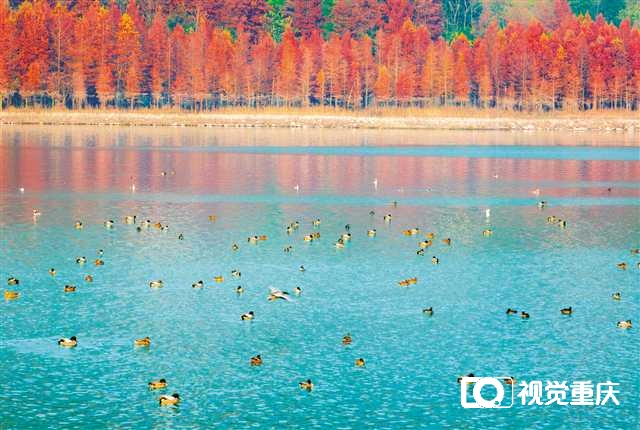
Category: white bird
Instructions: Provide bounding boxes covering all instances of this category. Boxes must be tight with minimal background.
[294,184,300,192]
[19,187,25,193]
[373,178,378,190]
[268,287,292,302]
[485,209,491,218]
[131,183,136,192]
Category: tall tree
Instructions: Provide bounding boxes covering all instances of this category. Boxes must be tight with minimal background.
[0,0,15,107]
[115,13,142,106]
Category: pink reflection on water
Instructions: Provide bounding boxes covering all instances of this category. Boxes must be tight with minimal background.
[1,146,639,200]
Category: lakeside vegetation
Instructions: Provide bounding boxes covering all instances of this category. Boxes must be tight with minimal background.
[0,0,639,113]
[1,108,638,132]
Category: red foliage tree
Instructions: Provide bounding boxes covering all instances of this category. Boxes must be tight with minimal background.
[288,0,323,38]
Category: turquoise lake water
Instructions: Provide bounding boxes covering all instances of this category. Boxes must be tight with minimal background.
[0,126,638,429]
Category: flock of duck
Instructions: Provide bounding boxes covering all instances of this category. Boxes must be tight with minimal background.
[4,200,637,406]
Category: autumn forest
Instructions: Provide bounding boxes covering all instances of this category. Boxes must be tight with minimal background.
[1,0,639,112]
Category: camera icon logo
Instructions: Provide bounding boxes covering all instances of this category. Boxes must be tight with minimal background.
[460,376,514,408]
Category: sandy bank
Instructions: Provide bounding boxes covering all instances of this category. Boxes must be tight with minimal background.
[0,110,638,133]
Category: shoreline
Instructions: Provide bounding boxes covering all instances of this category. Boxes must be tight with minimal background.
[1,110,639,133]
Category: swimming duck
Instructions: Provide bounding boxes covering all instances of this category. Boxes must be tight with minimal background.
[32,209,42,217]
[192,280,204,289]
[612,292,621,301]
[241,311,255,321]
[457,373,475,384]
[250,354,263,366]
[312,219,321,227]
[560,307,572,315]
[76,257,86,265]
[148,379,167,390]
[422,307,433,316]
[521,311,530,319]
[403,228,420,236]
[537,201,547,209]
[482,229,493,237]
[335,239,345,249]
[236,286,244,294]
[558,220,567,228]
[617,320,632,329]
[442,238,451,245]
[416,249,425,256]
[142,220,152,228]
[299,265,306,272]
[506,308,518,315]
[4,290,19,300]
[617,262,627,270]
[178,233,184,240]
[208,215,217,222]
[294,286,302,296]
[231,270,241,278]
[104,220,115,229]
[547,216,557,224]
[425,232,435,239]
[341,233,351,241]
[367,229,377,237]
[74,221,83,229]
[7,277,19,285]
[64,285,76,293]
[248,236,259,244]
[134,336,151,347]
[345,224,351,231]
[58,336,77,347]
[419,240,432,249]
[383,214,392,222]
[149,280,164,289]
[431,256,439,264]
[94,259,104,266]
[286,226,294,234]
[84,275,93,282]
[268,288,292,302]
[342,334,352,345]
[312,232,320,239]
[232,243,239,251]
[159,393,180,406]
[49,268,56,276]
[355,358,366,367]
[97,249,104,256]
[214,276,224,283]
[284,245,293,253]
[154,222,163,229]
[303,234,314,242]
[124,215,136,224]
[299,379,314,391]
